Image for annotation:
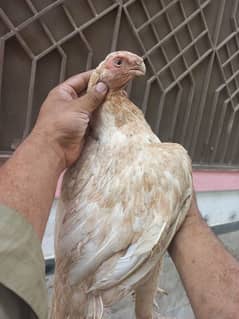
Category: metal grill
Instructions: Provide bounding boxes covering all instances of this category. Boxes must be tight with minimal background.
[1,0,239,168]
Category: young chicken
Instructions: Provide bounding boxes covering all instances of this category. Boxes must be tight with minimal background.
[51,51,192,319]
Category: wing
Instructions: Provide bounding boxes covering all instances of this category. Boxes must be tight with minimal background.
[56,140,192,291]
[55,136,135,283]
[89,143,192,292]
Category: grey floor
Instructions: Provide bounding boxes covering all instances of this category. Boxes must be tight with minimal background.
[46,229,239,318]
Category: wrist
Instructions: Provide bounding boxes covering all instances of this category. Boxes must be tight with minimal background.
[29,129,66,172]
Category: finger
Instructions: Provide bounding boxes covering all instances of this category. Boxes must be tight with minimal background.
[73,82,108,113]
[63,71,92,94]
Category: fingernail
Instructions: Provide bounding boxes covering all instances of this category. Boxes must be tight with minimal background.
[95,82,108,93]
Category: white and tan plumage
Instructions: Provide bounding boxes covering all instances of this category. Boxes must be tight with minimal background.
[51,51,192,319]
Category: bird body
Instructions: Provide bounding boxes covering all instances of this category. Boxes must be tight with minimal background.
[51,51,192,319]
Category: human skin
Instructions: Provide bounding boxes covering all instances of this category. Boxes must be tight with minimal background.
[0,72,108,240]
[169,194,239,319]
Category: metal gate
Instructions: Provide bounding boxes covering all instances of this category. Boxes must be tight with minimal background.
[1,0,239,168]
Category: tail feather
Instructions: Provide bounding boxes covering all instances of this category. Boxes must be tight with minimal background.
[49,289,56,319]
[87,295,104,319]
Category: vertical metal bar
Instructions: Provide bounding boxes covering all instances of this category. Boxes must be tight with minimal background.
[22,59,37,138]
[210,100,228,163]
[122,3,163,120]
[80,32,93,70]
[0,39,5,110]
[160,0,197,140]
[154,91,166,135]
[190,51,214,157]
[111,4,122,51]
[0,9,34,59]
[87,0,98,16]
[141,79,152,114]
[220,110,235,163]
[140,0,180,134]
[179,0,200,58]
[2,0,66,41]
[122,4,163,91]
[23,0,67,136]
[229,1,239,163]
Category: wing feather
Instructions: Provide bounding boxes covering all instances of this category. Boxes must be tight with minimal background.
[56,139,192,294]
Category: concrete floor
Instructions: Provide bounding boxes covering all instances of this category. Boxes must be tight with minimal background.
[46,230,239,318]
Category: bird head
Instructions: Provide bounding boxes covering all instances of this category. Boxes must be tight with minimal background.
[89,51,146,90]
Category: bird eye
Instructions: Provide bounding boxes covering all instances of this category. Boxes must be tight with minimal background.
[114,59,123,66]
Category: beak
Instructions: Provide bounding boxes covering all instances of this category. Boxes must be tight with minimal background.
[137,62,146,75]
[130,60,146,76]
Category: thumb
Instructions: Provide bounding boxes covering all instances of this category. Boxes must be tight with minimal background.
[75,82,108,113]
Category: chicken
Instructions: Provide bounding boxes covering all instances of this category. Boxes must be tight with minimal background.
[51,51,193,319]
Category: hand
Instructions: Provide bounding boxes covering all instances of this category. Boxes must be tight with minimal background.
[31,71,108,168]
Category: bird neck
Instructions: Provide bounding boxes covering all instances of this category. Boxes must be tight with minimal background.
[90,90,145,142]
[102,90,144,125]
[88,71,148,140]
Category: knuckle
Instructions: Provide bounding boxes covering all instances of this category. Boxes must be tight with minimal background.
[48,86,63,99]
[49,84,77,100]
[80,112,90,121]
[61,84,77,98]
[48,87,57,97]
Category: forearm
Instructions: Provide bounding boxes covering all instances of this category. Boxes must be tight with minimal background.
[169,209,239,319]
[0,133,64,240]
